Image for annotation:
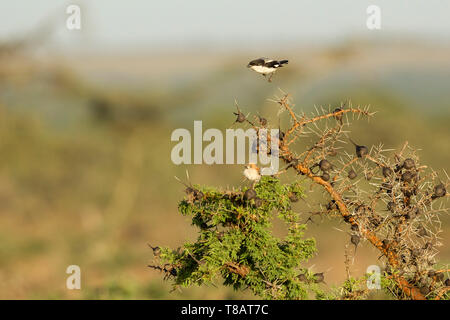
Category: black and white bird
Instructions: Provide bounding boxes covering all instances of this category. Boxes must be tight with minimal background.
[247,57,288,82]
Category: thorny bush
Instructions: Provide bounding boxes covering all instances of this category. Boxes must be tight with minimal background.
[150,93,449,300]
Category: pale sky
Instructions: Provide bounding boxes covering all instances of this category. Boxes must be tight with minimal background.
[1,0,449,51]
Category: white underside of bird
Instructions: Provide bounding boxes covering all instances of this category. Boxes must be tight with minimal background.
[243,165,261,182]
[249,65,276,75]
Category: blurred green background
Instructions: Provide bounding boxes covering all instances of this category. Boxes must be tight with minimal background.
[0,1,449,299]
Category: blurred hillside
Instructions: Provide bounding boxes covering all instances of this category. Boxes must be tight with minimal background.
[0,40,449,299]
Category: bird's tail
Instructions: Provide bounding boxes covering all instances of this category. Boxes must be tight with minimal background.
[279,60,289,65]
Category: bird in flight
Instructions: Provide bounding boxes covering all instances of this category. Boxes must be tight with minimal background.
[247,57,288,82]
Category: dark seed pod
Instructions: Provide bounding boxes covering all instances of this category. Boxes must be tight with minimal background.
[313,272,325,283]
[433,183,446,198]
[298,273,307,282]
[436,272,444,282]
[319,159,332,172]
[401,171,414,183]
[402,158,415,170]
[387,201,395,213]
[382,167,393,178]
[382,239,390,247]
[234,112,246,123]
[351,224,359,231]
[356,145,368,158]
[321,172,330,181]
[445,278,450,287]
[244,189,257,201]
[258,116,267,126]
[254,197,263,208]
[348,169,357,180]
[350,139,368,158]
[288,192,299,202]
[428,270,436,278]
[351,235,360,247]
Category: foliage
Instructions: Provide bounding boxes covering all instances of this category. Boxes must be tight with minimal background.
[151,176,320,299]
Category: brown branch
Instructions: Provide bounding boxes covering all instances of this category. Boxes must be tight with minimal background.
[365,155,386,168]
[278,142,426,300]
[239,96,435,300]
[224,262,250,278]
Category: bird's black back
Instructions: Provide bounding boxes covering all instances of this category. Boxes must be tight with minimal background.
[248,58,266,66]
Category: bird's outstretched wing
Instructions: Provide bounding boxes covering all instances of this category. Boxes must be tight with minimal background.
[265,60,288,68]
[265,60,281,68]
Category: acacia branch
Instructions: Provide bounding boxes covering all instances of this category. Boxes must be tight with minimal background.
[274,98,430,299]
[278,143,426,299]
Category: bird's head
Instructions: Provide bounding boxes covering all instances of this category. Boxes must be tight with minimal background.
[247,59,262,68]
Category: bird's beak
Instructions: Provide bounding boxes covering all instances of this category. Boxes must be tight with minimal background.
[246,64,251,68]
